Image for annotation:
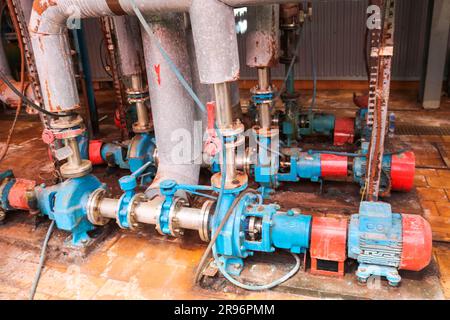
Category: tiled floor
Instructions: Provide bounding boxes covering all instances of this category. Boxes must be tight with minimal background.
[0,88,449,300]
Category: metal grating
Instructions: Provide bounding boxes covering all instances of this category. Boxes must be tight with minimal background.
[396,125,450,136]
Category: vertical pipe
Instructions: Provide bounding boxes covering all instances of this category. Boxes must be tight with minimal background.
[72,23,99,136]
[213,82,234,128]
[131,73,149,129]
[141,13,200,189]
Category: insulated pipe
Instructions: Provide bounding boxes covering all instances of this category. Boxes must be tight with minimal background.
[189,0,239,84]
[113,15,144,78]
[246,5,280,130]
[141,13,200,189]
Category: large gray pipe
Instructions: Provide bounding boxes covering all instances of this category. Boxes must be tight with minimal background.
[246,5,280,68]
[113,15,143,77]
[141,13,200,188]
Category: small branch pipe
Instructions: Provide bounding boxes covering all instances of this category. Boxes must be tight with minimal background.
[141,13,200,188]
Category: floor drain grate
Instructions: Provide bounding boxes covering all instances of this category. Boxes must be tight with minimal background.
[396,125,450,136]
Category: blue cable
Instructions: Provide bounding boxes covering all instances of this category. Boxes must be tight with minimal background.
[212,246,301,291]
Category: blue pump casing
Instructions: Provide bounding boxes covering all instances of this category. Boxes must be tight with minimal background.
[35,174,104,246]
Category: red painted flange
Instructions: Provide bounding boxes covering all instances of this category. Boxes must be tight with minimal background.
[89,140,105,165]
[333,117,355,146]
[400,214,432,271]
[390,151,415,192]
[320,154,348,178]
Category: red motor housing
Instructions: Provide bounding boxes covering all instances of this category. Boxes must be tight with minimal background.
[399,214,432,271]
[333,117,355,146]
[390,151,415,192]
[89,140,105,165]
[320,154,348,178]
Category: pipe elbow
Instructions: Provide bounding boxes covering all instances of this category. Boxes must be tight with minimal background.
[29,0,68,35]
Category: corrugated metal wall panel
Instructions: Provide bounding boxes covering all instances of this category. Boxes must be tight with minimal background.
[85,0,430,81]
[238,0,430,81]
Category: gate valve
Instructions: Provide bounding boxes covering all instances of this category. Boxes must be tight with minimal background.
[204,102,222,157]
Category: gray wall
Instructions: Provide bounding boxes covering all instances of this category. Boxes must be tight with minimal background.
[85,0,431,82]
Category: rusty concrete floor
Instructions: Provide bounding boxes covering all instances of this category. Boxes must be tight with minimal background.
[0,88,449,300]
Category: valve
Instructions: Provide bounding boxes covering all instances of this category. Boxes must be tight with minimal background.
[116,161,153,229]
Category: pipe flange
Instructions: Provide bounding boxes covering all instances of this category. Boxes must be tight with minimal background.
[126,193,145,230]
[224,134,245,150]
[86,188,109,226]
[211,171,248,190]
[49,115,84,130]
[132,122,153,133]
[60,159,92,179]
[220,120,245,137]
[199,200,215,242]
[53,127,86,140]
[250,86,276,96]
[168,198,188,238]
[252,126,280,138]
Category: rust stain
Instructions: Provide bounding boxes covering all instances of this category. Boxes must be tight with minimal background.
[32,0,57,16]
[154,64,161,86]
[44,80,54,111]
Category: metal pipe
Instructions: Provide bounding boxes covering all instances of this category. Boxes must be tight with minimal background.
[257,68,272,129]
[113,16,143,78]
[189,0,240,84]
[97,197,118,219]
[66,138,82,167]
[213,82,234,128]
[93,194,209,235]
[141,13,200,192]
[131,73,150,130]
